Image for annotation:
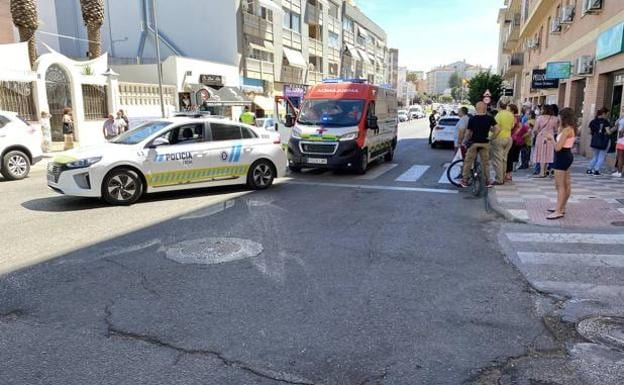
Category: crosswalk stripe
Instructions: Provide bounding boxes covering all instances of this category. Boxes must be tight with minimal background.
[533,281,624,298]
[506,233,624,244]
[395,165,430,182]
[517,252,624,268]
[356,163,398,180]
[287,180,457,194]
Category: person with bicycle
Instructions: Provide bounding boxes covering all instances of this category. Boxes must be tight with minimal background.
[460,102,499,189]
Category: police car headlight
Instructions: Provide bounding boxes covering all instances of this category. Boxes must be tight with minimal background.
[65,156,102,169]
[291,127,302,139]
[340,132,358,141]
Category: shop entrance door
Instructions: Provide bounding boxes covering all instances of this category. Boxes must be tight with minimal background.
[45,64,72,141]
[611,85,622,123]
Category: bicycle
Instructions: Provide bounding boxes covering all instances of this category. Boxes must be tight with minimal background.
[447,157,486,197]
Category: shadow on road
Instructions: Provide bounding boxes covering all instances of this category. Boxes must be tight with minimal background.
[21,185,252,212]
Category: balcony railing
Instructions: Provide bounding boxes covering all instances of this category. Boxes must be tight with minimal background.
[283,30,302,50]
[281,65,304,84]
[243,13,273,41]
[308,71,324,85]
[245,58,275,82]
[306,3,323,25]
[509,52,524,67]
[309,38,323,57]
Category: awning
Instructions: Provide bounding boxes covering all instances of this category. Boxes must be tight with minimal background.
[253,95,274,112]
[258,0,283,14]
[196,86,252,106]
[344,44,357,57]
[358,49,371,63]
[357,26,369,39]
[283,47,307,69]
[249,41,273,53]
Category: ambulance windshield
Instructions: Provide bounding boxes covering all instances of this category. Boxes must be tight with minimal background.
[297,99,364,127]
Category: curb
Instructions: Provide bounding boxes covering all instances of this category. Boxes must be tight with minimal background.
[487,190,529,224]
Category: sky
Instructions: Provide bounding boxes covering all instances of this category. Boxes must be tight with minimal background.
[355,0,505,72]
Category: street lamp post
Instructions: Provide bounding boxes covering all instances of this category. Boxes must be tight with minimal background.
[151,0,166,118]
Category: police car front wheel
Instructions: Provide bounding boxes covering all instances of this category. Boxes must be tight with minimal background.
[101,168,144,205]
[247,160,275,190]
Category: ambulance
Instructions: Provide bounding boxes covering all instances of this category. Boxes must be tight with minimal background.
[286,79,398,174]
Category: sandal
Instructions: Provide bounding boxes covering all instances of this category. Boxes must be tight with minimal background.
[546,213,565,220]
[547,208,565,214]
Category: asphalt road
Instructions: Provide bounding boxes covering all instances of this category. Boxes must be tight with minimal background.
[0,120,554,384]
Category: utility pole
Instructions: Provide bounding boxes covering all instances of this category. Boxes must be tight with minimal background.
[151,0,166,118]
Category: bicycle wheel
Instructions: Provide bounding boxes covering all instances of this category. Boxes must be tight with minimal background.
[471,162,485,197]
[446,159,464,187]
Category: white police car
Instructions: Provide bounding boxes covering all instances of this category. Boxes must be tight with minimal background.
[47,115,287,205]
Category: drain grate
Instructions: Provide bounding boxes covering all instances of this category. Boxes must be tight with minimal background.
[165,238,263,265]
[577,316,624,351]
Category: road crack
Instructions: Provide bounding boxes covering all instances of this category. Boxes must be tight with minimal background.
[103,304,316,385]
[102,258,161,298]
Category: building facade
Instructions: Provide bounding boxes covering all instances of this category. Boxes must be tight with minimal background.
[388,48,399,89]
[426,61,484,95]
[499,0,624,154]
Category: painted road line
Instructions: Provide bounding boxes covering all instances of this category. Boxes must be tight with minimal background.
[395,165,430,182]
[533,281,624,299]
[506,233,624,244]
[356,163,398,180]
[287,181,457,194]
[517,252,624,268]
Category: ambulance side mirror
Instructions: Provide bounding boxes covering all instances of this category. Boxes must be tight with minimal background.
[367,115,378,130]
[285,114,295,128]
[148,137,169,148]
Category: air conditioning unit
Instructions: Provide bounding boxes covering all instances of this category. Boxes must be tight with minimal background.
[561,5,575,24]
[576,55,594,75]
[550,17,562,34]
[582,0,603,14]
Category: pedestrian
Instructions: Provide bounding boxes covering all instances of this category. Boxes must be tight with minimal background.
[491,100,514,185]
[428,109,438,144]
[459,101,498,189]
[611,114,624,177]
[545,107,577,220]
[118,109,130,132]
[520,111,536,169]
[531,105,558,178]
[455,106,469,157]
[239,106,256,125]
[506,104,528,181]
[102,114,117,140]
[587,108,615,176]
[113,111,128,135]
[40,111,52,153]
[62,107,74,150]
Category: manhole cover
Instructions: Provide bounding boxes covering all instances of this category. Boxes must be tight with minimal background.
[577,316,624,350]
[612,221,624,227]
[165,238,263,265]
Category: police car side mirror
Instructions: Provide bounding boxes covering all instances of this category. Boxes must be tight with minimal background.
[285,114,295,128]
[148,137,169,148]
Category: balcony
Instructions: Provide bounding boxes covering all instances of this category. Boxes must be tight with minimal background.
[245,58,275,82]
[281,65,304,84]
[501,52,524,79]
[327,15,341,33]
[502,15,521,53]
[243,13,273,41]
[283,30,303,50]
[520,0,555,38]
[306,3,323,25]
[309,38,323,57]
[308,71,325,85]
[328,47,340,63]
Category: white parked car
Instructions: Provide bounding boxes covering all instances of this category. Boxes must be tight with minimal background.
[0,110,42,180]
[398,110,409,122]
[47,116,287,205]
[431,117,460,148]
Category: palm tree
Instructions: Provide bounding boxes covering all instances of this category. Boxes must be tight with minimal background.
[10,0,39,67]
[79,0,105,58]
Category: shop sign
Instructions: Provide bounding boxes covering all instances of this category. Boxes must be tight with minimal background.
[531,69,559,89]
[199,74,223,87]
[545,61,572,80]
[596,22,624,61]
[284,84,307,98]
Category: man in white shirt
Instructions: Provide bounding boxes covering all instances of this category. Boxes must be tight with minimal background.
[113,111,128,134]
[455,106,470,157]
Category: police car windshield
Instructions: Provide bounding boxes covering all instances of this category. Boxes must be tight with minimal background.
[298,99,364,127]
[111,121,172,144]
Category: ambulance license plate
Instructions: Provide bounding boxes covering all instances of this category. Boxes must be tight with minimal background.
[306,158,327,165]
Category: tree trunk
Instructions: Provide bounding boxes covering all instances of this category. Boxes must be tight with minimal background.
[87,25,101,58]
[18,26,37,67]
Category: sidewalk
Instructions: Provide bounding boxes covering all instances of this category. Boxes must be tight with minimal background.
[489,157,624,229]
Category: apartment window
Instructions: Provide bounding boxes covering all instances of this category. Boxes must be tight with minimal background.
[328,31,340,48]
[343,17,353,32]
[283,9,301,33]
[248,49,274,62]
[245,1,273,21]
[328,1,339,19]
[329,63,338,75]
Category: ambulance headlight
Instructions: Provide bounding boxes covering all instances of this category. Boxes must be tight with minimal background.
[65,156,102,169]
[340,132,358,141]
[291,127,302,139]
